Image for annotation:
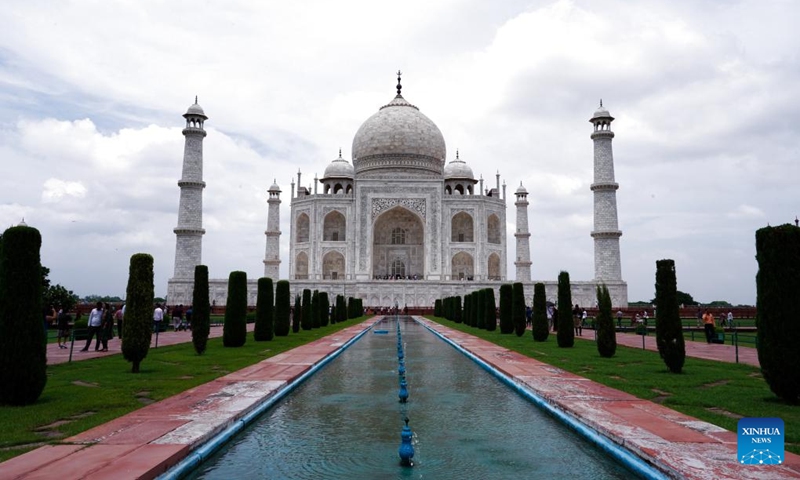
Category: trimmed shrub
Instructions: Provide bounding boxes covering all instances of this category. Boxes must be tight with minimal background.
[476,289,486,329]
[512,282,526,337]
[654,260,684,371]
[0,225,46,404]
[434,299,442,317]
[454,296,462,323]
[320,292,330,327]
[301,289,312,330]
[499,284,513,334]
[532,282,549,342]
[485,289,497,331]
[122,253,154,373]
[274,280,291,336]
[556,271,574,348]
[596,284,617,358]
[223,271,247,347]
[254,277,274,341]
[292,294,301,333]
[336,295,346,323]
[470,291,479,327]
[463,294,471,327]
[311,290,320,328]
[191,265,210,354]
[756,224,800,403]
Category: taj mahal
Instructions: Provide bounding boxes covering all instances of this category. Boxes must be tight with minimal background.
[166,74,627,308]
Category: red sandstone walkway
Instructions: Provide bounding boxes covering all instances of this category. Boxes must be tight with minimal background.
[4,318,797,480]
[47,325,250,365]
[574,331,761,367]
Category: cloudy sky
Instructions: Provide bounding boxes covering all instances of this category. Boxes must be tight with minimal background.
[1,0,796,305]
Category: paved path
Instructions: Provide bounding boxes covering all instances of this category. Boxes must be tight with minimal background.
[574,330,760,367]
[5,318,797,480]
[47,325,250,365]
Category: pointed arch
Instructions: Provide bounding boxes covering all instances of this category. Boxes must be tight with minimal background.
[488,253,501,280]
[451,211,474,242]
[372,206,424,279]
[295,251,308,279]
[487,214,501,244]
[323,210,346,241]
[451,252,474,280]
[322,251,345,280]
[296,213,310,243]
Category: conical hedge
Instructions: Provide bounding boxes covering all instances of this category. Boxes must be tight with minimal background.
[556,271,574,348]
[223,271,247,347]
[654,260,683,371]
[274,280,291,336]
[596,284,617,358]
[191,265,210,354]
[532,282,549,342]
[254,277,274,341]
[122,253,154,373]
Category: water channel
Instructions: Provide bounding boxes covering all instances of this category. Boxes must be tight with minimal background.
[185,317,643,479]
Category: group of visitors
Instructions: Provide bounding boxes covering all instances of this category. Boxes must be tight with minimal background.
[80,302,124,352]
[153,303,193,332]
[372,274,422,280]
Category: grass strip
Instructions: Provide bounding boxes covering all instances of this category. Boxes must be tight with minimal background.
[0,318,369,462]
[427,317,798,455]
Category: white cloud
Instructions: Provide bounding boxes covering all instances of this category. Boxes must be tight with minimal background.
[1,0,797,305]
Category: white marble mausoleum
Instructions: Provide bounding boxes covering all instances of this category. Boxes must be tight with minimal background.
[167,75,628,308]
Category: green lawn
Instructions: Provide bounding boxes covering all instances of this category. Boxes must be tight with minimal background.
[427,317,798,455]
[0,318,369,462]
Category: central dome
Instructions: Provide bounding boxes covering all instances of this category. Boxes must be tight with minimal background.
[352,92,446,177]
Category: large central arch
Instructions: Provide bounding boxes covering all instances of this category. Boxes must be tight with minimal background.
[372,206,424,279]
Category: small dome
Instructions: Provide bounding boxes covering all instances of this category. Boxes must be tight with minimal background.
[323,150,354,179]
[590,101,613,122]
[443,151,474,180]
[515,182,528,194]
[184,97,208,119]
[268,179,281,192]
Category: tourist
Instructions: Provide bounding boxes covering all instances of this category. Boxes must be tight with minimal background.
[573,304,582,336]
[726,311,733,328]
[525,306,532,327]
[546,305,554,331]
[185,305,193,330]
[552,307,558,332]
[99,302,114,352]
[115,304,124,340]
[56,306,71,349]
[581,309,588,327]
[702,310,715,344]
[81,301,104,352]
[616,310,623,328]
[153,303,164,332]
[172,304,184,331]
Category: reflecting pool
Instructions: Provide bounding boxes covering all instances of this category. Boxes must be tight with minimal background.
[186,317,638,479]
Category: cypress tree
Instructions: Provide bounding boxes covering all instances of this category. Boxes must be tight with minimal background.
[556,271,574,348]
[654,261,684,371]
[756,224,800,403]
[485,289,497,331]
[274,280,291,336]
[434,299,441,317]
[476,289,486,329]
[499,283,513,334]
[0,225,46,404]
[311,290,320,328]
[223,271,247,347]
[596,284,617,358]
[292,294,301,333]
[301,289,312,330]
[470,291,479,327]
[532,282,549,342]
[463,294,471,327]
[254,277,274,341]
[512,282,526,337]
[191,265,211,354]
[320,292,330,327]
[122,253,154,373]
[333,295,341,323]
[454,296,462,323]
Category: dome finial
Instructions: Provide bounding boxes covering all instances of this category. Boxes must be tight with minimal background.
[456,149,459,160]
[396,70,402,96]
[338,147,342,158]
[599,99,603,107]
[195,95,198,104]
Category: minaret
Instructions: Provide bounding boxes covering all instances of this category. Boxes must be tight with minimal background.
[590,100,623,281]
[173,98,207,279]
[264,180,282,279]
[514,182,532,281]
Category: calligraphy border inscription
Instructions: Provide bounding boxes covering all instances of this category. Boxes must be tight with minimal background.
[371,198,426,221]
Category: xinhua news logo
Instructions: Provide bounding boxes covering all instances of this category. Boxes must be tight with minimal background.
[738,417,784,465]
